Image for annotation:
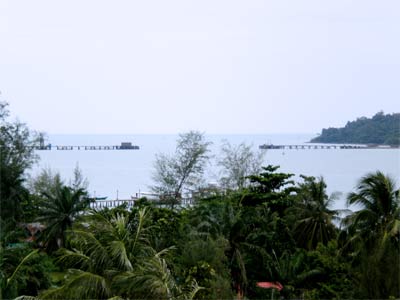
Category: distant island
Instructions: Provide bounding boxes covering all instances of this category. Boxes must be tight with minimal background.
[310,112,400,146]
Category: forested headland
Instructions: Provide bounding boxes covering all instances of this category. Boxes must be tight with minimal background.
[1,101,400,300]
[310,111,400,146]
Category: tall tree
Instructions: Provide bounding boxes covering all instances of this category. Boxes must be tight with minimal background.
[69,163,89,192]
[0,101,38,224]
[286,176,339,250]
[151,131,211,205]
[343,171,400,299]
[28,167,64,197]
[243,165,296,214]
[217,141,265,190]
[36,186,90,251]
[344,171,400,247]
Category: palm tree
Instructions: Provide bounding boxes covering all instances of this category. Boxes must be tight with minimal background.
[36,186,90,251]
[286,176,339,250]
[271,250,321,299]
[113,249,202,300]
[40,208,201,300]
[344,171,400,245]
[39,211,132,299]
[342,171,400,299]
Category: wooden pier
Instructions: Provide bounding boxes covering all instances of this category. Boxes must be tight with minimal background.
[35,142,139,151]
[259,144,395,150]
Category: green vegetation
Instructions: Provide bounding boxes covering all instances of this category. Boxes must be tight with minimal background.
[217,141,265,190]
[1,102,399,299]
[311,111,400,146]
[0,102,39,226]
[151,131,212,207]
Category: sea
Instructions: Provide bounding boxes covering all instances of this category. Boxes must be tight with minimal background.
[29,134,400,210]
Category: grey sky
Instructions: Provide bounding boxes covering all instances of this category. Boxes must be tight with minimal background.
[1,0,399,134]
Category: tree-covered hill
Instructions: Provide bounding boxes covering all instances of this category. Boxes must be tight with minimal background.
[310,112,400,146]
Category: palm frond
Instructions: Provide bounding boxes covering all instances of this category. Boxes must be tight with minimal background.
[56,248,91,270]
[113,254,177,300]
[178,278,204,300]
[66,229,112,272]
[131,208,152,254]
[6,249,38,289]
[13,296,38,300]
[108,240,133,271]
[40,269,110,300]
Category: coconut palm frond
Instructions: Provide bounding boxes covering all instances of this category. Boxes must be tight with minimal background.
[107,296,125,300]
[131,208,150,252]
[66,229,112,270]
[114,258,173,299]
[6,249,39,289]
[142,255,177,296]
[41,269,110,300]
[110,213,131,241]
[294,268,322,285]
[56,248,91,270]
[109,240,133,271]
[39,284,68,300]
[155,246,176,258]
[14,296,39,300]
[178,278,204,300]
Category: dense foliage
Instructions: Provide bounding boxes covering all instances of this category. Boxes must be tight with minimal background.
[1,104,399,299]
[0,102,39,226]
[2,166,398,299]
[310,111,400,146]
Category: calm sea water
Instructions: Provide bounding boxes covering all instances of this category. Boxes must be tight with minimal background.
[30,134,400,210]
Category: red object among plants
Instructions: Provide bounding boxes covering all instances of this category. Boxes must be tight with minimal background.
[256,281,283,291]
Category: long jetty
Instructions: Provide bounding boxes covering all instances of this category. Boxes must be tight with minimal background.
[35,142,139,151]
[259,144,397,150]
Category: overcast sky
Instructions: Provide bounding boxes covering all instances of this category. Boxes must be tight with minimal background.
[1,0,399,134]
